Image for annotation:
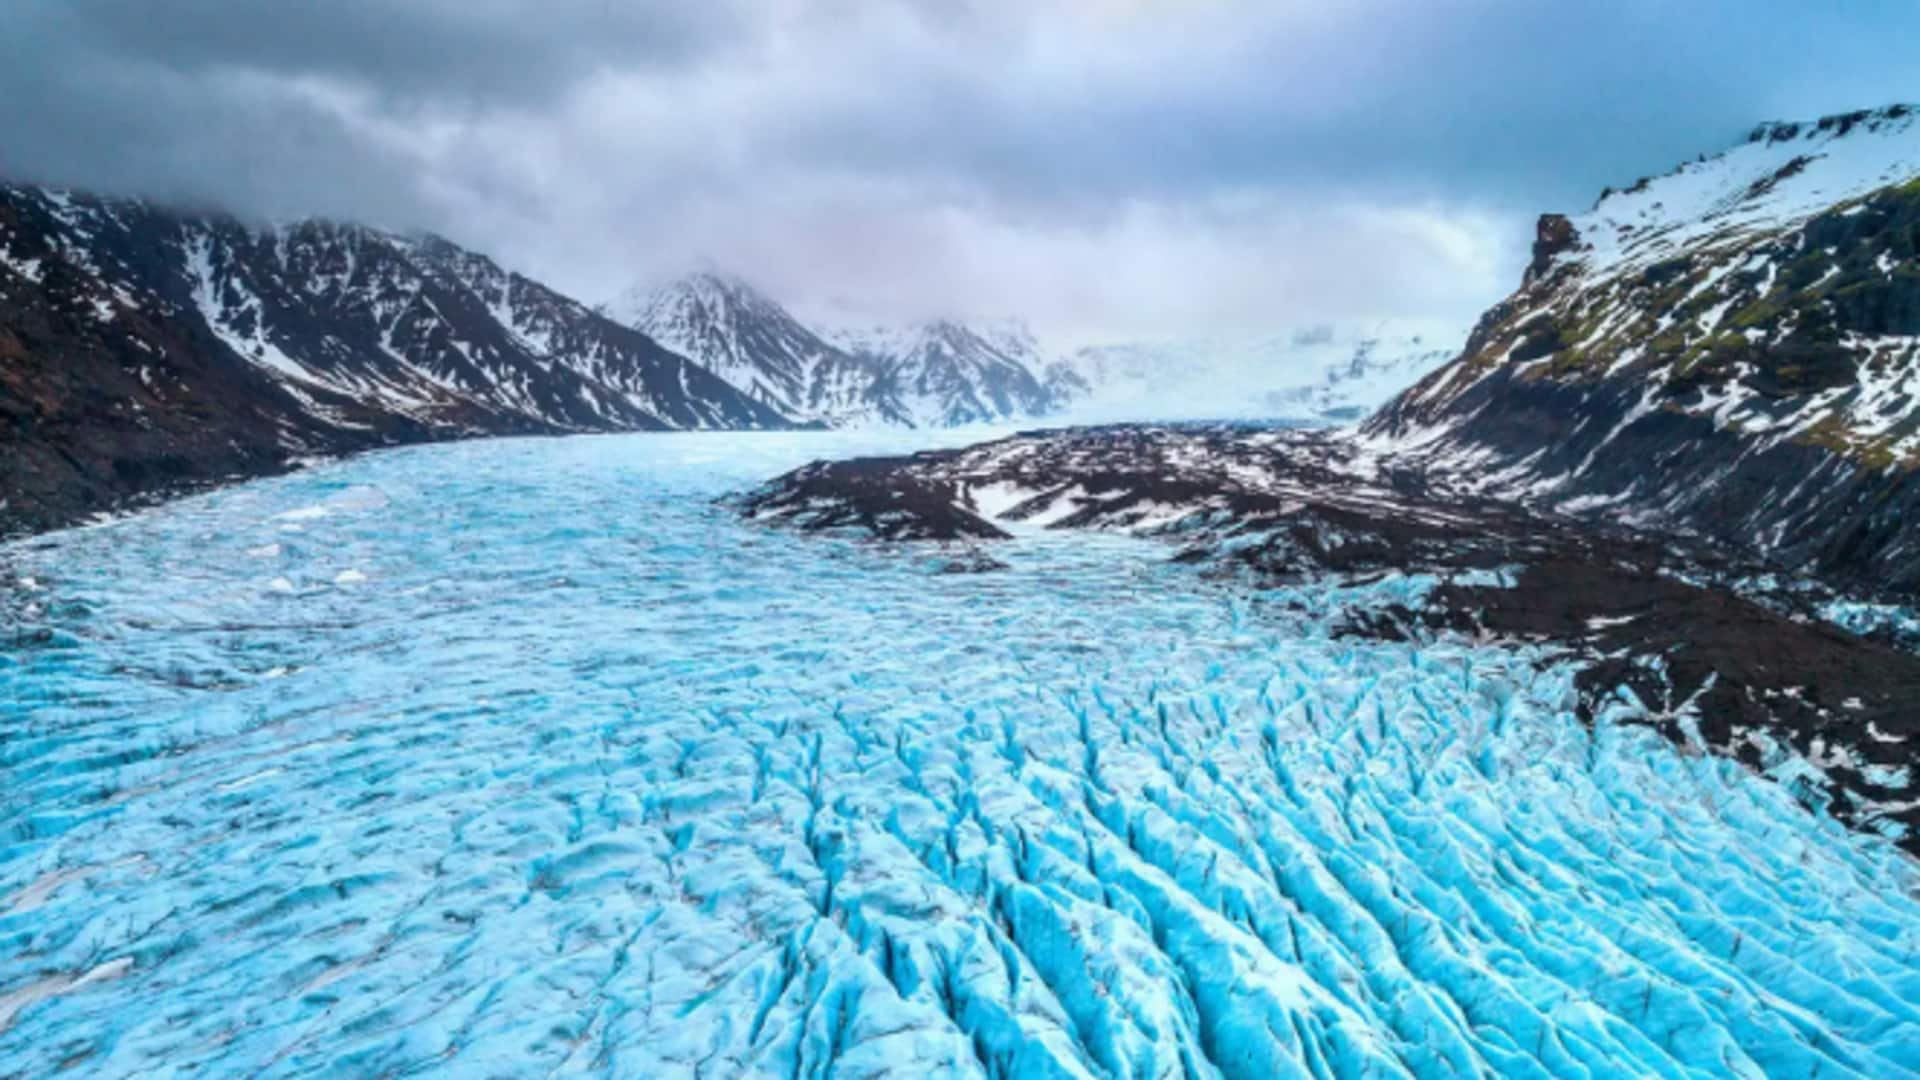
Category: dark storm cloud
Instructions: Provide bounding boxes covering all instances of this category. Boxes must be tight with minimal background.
[0,0,746,223]
[8,1,741,108]
[2,1,1917,339]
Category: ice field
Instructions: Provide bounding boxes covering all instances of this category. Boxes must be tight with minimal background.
[4,432,1920,1078]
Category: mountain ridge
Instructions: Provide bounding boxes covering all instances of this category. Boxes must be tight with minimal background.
[602,270,887,427]
[1366,102,1920,592]
[612,269,1464,430]
[610,272,1068,429]
[0,182,789,537]
[835,317,1059,428]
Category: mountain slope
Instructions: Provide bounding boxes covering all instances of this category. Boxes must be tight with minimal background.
[0,183,786,536]
[612,272,1068,429]
[832,318,1059,428]
[607,271,906,427]
[1366,104,1920,593]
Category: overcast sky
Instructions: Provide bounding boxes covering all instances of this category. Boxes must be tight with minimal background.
[3,1,1916,343]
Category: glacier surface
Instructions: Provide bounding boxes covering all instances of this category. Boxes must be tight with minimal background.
[3,432,1920,1078]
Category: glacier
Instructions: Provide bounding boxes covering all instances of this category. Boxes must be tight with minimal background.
[3,431,1920,1078]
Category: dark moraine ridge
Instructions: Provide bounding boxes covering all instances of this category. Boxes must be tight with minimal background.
[738,423,1920,854]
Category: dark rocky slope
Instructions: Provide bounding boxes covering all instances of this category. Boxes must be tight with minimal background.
[1367,105,1920,596]
[0,183,787,538]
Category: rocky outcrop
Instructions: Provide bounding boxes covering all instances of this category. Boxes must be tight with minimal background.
[1524,213,1578,284]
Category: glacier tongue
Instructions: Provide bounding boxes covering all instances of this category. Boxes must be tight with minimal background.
[3,432,1919,1078]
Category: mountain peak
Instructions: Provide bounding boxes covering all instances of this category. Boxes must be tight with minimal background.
[606,268,782,327]
[912,318,990,350]
[603,270,831,419]
[674,267,764,304]
[602,271,1073,429]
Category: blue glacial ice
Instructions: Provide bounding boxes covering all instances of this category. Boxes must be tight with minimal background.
[4,431,1920,1078]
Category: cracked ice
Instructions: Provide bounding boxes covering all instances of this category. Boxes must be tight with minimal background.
[3,432,1919,1078]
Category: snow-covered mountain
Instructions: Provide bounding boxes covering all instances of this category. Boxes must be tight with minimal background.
[1048,325,1461,424]
[1368,104,1920,590]
[604,271,905,427]
[0,183,786,535]
[610,271,1459,431]
[828,318,1059,428]
[609,272,1065,428]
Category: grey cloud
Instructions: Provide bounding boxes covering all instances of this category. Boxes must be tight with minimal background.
[745,0,1915,214]
[2,1,1916,340]
[0,0,752,223]
[8,1,745,109]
